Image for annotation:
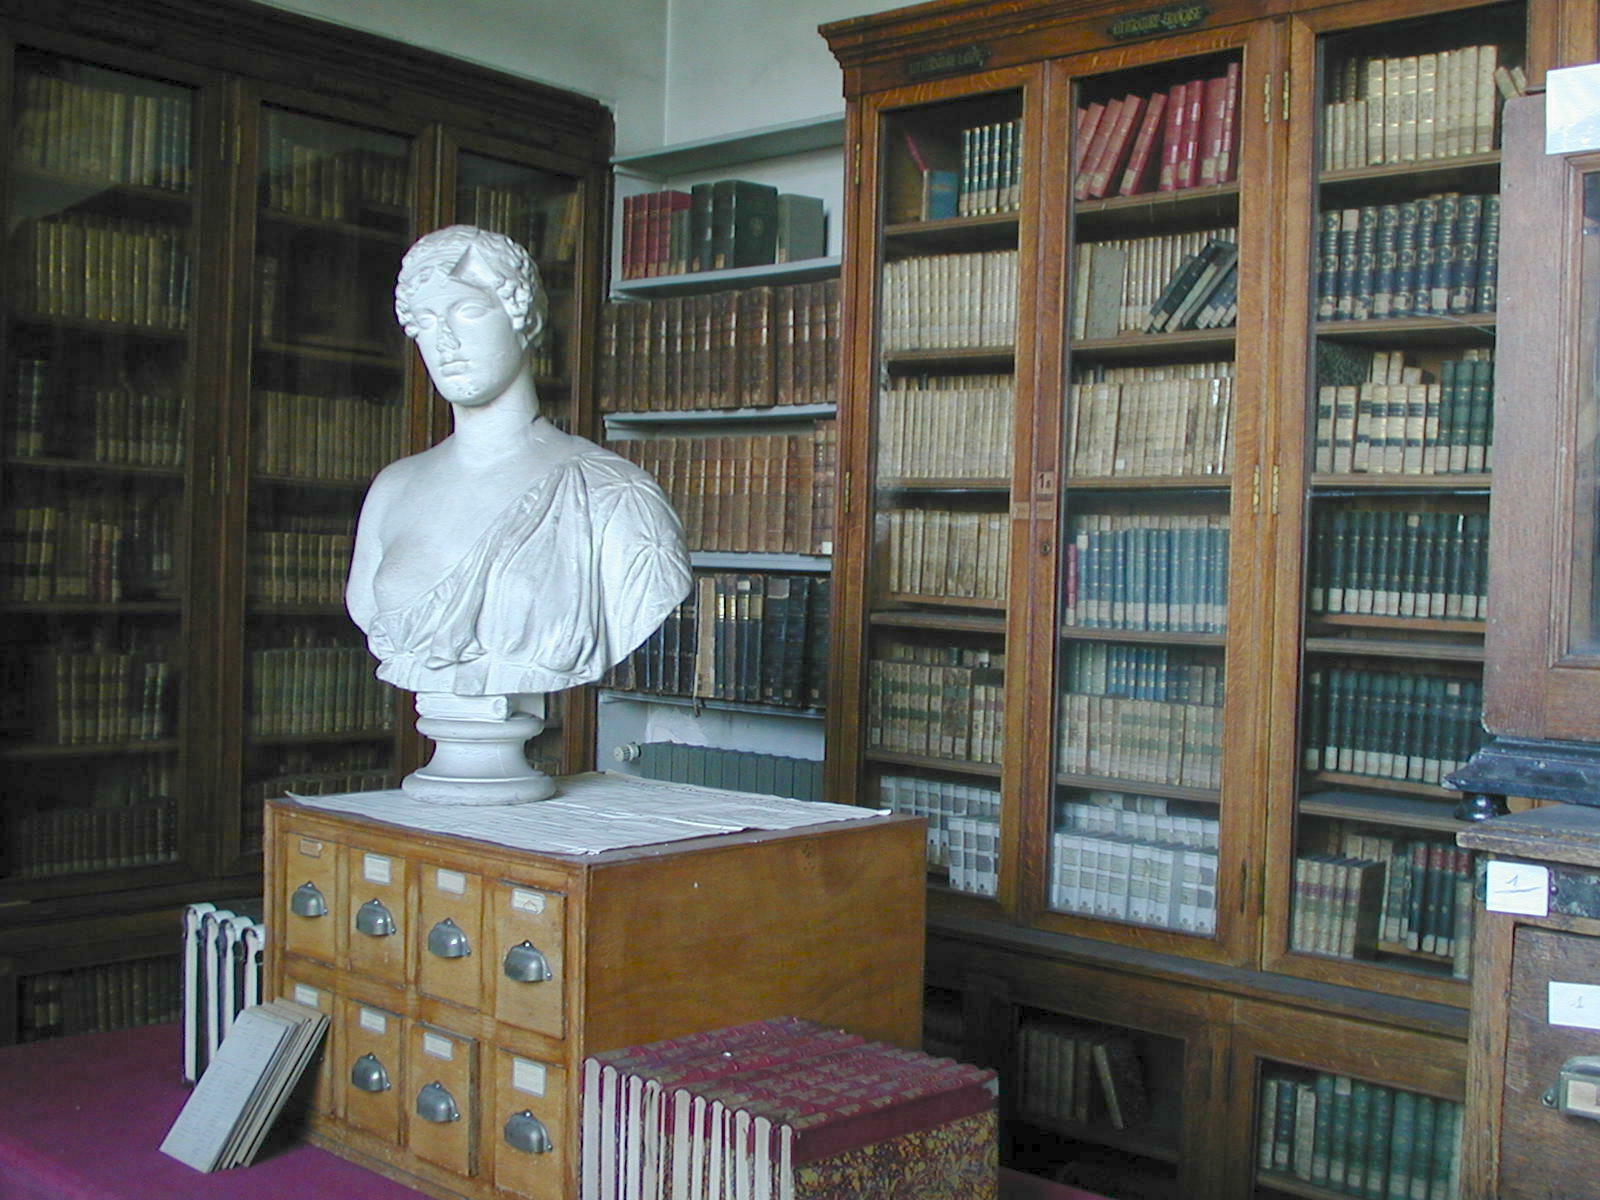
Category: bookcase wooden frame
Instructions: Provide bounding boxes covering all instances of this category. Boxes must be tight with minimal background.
[0,0,611,1042]
[824,0,1598,1194]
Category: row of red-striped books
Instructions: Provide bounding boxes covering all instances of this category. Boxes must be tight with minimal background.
[581,1016,998,1200]
[1073,62,1242,201]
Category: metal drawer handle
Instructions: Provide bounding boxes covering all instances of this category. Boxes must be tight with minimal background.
[503,940,552,983]
[504,1110,552,1154]
[416,1081,460,1123]
[350,1053,391,1093]
[355,898,397,937]
[290,881,327,918]
[427,917,471,958]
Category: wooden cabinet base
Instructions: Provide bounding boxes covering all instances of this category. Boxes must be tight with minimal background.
[266,784,926,1200]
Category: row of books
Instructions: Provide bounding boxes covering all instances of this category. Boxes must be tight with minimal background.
[1056,692,1224,792]
[247,644,393,737]
[16,71,192,190]
[607,424,836,555]
[1057,791,1221,849]
[866,642,1006,764]
[1314,365,1494,479]
[1301,666,1485,787]
[1074,62,1241,201]
[1317,193,1500,322]
[618,740,825,803]
[1016,1024,1151,1132]
[904,117,1025,220]
[877,373,1013,483]
[879,508,1010,606]
[1289,853,1385,961]
[941,812,1000,896]
[1063,513,1231,634]
[1257,1071,1462,1199]
[1068,226,1237,339]
[456,185,582,266]
[4,492,180,604]
[1311,817,1476,973]
[619,182,826,279]
[260,128,407,223]
[598,279,838,412]
[1308,508,1488,622]
[251,389,403,482]
[14,213,192,330]
[10,798,177,880]
[33,649,174,746]
[17,954,182,1042]
[1068,366,1235,479]
[240,755,396,855]
[580,1017,999,1200]
[880,248,1018,351]
[246,527,355,607]
[8,371,186,469]
[878,773,1001,875]
[1062,640,1225,705]
[1321,44,1515,171]
[603,571,830,710]
[1049,830,1220,934]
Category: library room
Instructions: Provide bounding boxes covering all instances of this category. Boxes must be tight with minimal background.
[2,0,1600,1197]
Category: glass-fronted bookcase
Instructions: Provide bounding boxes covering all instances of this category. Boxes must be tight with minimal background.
[0,0,610,1044]
[823,0,1596,1193]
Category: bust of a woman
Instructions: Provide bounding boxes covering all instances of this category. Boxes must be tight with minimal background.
[346,225,691,701]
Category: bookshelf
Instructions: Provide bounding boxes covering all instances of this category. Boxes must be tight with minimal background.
[821,0,1597,1195]
[0,0,611,1043]
[597,119,844,780]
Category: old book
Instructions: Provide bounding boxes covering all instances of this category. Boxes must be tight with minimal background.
[776,193,826,262]
[1118,90,1168,196]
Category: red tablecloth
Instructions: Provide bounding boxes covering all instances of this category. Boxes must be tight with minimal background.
[0,1023,1106,1200]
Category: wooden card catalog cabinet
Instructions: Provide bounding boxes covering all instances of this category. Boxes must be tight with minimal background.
[265,786,925,1200]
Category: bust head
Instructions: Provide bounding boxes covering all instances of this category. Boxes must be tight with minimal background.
[395,225,548,352]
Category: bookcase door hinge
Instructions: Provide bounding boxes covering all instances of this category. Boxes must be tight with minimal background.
[842,468,854,517]
[1262,72,1272,124]
[1282,70,1291,123]
[1271,464,1281,516]
[852,142,862,188]
[1251,464,1261,513]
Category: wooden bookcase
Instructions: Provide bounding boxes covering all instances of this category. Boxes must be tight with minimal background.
[820,1,1598,1194]
[0,0,611,1043]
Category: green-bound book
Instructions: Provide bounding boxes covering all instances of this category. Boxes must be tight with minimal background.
[1448,193,1483,314]
[1465,357,1494,472]
[1409,1094,1437,1200]
[708,179,779,271]
[1326,1074,1354,1189]
[1346,1080,1374,1195]
[1257,1076,1281,1172]
[1412,197,1440,317]
[1310,1072,1337,1184]
[1365,1084,1392,1199]
[1272,1073,1298,1171]
[1428,1100,1460,1200]
[1392,200,1421,316]
[1292,1080,1318,1179]
[1371,203,1401,317]
[1429,193,1460,315]
[1477,193,1501,312]
[1388,1086,1417,1199]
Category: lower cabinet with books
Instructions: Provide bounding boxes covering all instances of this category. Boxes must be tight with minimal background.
[928,927,1468,1200]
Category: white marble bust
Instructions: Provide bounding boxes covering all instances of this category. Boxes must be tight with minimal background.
[345,226,691,801]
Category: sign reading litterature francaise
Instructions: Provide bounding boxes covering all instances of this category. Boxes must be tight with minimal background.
[905,43,991,80]
[1107,3,1211,41]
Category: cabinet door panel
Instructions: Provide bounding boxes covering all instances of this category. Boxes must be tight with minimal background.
[339,998,404,1144]
[490,881,566,1037]
[406,1021,479,1176]
[417,864,486,1012]
[490,1051,568,1200]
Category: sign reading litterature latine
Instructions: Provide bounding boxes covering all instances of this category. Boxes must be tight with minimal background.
[905,44,990,81]
[1107,3,1211,41]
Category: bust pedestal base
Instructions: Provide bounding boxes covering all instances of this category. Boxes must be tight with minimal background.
[402,694,554,805]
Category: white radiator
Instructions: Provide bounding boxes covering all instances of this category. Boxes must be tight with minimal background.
[181,903,265,1083]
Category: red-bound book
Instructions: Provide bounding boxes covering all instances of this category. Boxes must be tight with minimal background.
[1074,100,1107,179]
[1176,78,1206,190]
[1086,93,1145,199]
[1157,80,1189,191]
[621,193,643,279]
[648,189,692,277]
[1215,61,1242,183]
[1073,96,1123,201]
[1197,73,1230,186]
[1118,90,1169,196]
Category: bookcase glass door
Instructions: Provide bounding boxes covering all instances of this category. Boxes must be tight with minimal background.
[1285,2,1524,997]
[1569,169,1600,656]
[1052,49,1246,944]
[2,51,198,883]
[867,85,1027,901]
[454,152,582,438]
[240,105,414,856]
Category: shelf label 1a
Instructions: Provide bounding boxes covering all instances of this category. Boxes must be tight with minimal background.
[1549,982,1600,1031]
[1485,860,1550,916]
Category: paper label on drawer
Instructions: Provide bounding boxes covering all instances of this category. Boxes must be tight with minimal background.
[297,838,323,858]
[362,853,392,885]
[435,868,466,895]
[512,1057,548,1096]
[358,1007,388,1035]
[1570,1079,1600,1116]
[1550,982,1600,1030]
[1486,860,1550,916]
[293,984,320,1008]
[511,888,547,914]
[423,1032,455,1061]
